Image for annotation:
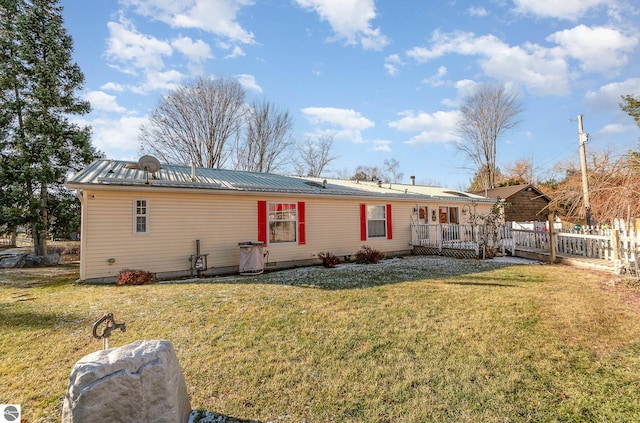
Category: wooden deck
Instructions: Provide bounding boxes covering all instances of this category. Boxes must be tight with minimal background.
[514,248,616,273]
[411,222,637,276]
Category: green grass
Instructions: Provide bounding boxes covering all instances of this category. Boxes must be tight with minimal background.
[1,257,640,422]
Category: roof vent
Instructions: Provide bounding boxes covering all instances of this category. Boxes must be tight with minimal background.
[443,190,469,197]
[304,181,324,188]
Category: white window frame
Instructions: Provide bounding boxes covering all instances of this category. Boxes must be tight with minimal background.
[134,199,149,234]
[418,205,429,224]
[268,202,297,244]
[367,204,387,238]
[438,206,459,224]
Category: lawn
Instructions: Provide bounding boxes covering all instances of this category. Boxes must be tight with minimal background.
[1,256,640,422]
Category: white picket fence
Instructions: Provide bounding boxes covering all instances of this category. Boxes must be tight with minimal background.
[506,222,639,275]
[411,220,640,275]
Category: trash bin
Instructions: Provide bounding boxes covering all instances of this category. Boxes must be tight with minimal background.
[238,242,265,275]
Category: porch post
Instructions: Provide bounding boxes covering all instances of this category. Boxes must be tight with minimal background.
[548,214,556,263]
[611,229,619,262]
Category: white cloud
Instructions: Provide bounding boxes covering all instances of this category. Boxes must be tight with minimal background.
[106,20,172,72]
[467,6,488,16]
[84,91,127,113]
[441,79,479,107]
[80,116,148,156]
[105,18,190,93]
[302,107,374,130]
[389,110,461,146]
[384,54,403,76]
[121,0,255,44]
[454,79,479,98]
[596,123,636,137]
[406,30,570,96]
[295,0,389,50]
[371,139,392,152]
[171,36,213,63]
[224,45,246,59]
[100,82,125,92]
[585,77,640,110]
[134,69,185,93]
[236,74,262,93]
[384,63,398,77]
[422,66,448,87]
[302,107,374,143]
[547,25,638,73]
[512,0,610,20]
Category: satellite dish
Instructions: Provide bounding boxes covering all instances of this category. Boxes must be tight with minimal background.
[138,155,161,173]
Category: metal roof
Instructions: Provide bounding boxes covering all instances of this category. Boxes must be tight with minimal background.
[303,177,493,202]
[67,159,495,203]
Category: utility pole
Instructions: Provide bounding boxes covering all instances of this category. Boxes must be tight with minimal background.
[577,114,592,226]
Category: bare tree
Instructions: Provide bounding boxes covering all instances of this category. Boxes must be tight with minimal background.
[140,77,247,168]
[352,165,384,182]
[547,150,640,224]
[233,99,294,173]
[457,83,524,190]
[503,159,534,185]
[383,158,404,183]
[294,134,337,177]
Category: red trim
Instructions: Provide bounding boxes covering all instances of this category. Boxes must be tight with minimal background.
[386,204,393,240]
[298,201,306,245]
[360,203,367,241]
[257,200,267,245]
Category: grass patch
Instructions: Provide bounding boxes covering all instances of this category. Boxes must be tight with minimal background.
[1,257,640,422]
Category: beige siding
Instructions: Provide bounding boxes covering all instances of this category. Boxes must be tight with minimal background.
[79,188,481,281]
[81,189,258,280]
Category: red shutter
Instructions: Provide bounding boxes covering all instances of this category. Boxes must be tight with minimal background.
[360,203,367,241]
[298,201,306,245]
[386,204,393,240]
[258,200,267,245]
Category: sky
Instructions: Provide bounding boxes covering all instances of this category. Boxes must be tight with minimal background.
[59,0,640,189]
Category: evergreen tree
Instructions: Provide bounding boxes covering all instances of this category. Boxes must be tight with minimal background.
[0,0,97,254]
[0,0,28,239]
[620,95,640,127]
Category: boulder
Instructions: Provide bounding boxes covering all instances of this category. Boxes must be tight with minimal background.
[0,253,59,268]
[42,253,60,266]
[20,254,43,267]
[0,253,24,268]
[62,340,191,423]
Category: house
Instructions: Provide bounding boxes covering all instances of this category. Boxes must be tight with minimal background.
[470,184,551,222]
[66,158,496,283]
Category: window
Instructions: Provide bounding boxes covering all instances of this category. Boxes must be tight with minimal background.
[438,206,459,224]
[257,201,305,246]
[360,204,392,240]
[268,203,297,243]
[418,206,429,224]
[134,199,148,233]
[367,205,387,238]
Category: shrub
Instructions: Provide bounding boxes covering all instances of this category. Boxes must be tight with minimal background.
[355,245,385,264]
[318,251,341,268]
[63,245,80,256]
[116,269,155,285]
[46,245,66,255]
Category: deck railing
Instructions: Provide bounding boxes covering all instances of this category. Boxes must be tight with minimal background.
[411,223,512,259]
[412,221,639,274]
